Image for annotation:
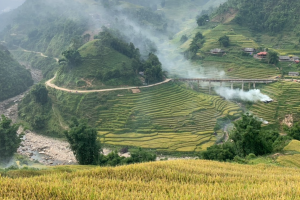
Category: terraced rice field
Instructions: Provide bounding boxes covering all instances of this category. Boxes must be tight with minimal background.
[250,81,300,125]
[202,24,259,52]
[277,140,300,168]
[97,82,242,152]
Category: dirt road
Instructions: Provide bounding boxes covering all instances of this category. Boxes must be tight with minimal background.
[46,73,172,93]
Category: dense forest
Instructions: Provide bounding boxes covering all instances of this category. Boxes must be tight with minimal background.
[0,45,33,101]
[215,0,300,33]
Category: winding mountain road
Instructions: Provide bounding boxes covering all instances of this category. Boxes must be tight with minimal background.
[46,73,172,93]
[10,47,59,62]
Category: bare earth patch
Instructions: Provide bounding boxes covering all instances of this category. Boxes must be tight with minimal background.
[282,114,293,128]
[131,88,141,93]
[211,9,238,23]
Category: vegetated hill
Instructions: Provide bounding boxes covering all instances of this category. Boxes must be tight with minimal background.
[0,45,33,101]
[1,160,300,199]
[54,27,165,89]
[214,0,300,33]
[54,39,142,89]
[0,0,88,57]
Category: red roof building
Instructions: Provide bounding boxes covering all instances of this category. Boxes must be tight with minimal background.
[257,52,268,59]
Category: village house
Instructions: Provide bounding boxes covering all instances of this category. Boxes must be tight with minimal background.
[210,48,224,54]
[279,56,291,62]
[257,52,267,59]
[288,72,299,76]
[243,48,255,54]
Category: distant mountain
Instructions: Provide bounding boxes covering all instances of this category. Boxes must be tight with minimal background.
[0,45,33,101]
[0,0,88,57]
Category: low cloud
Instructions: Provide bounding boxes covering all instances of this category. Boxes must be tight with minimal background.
[215,87,272,102]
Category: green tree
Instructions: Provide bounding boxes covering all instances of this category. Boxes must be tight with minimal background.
[230,113,272,157]
[180,35,188,43]
[189,32,205,58]
[267,51,279,65]
[31,84,48,105]
[0,115,22,160]
[218,35,230,47]
[132,58,140,74]
[197,14,209,26]
[201,142,236,161]
[62,50,82,68]
[144,53,163,84]
[64,118,101,165]
[287,123,300,140]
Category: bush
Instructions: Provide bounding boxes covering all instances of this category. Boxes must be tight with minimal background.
[201,143,236,161]
[287,123,300,140]
[98,148,156,167]
[273,135,292,152]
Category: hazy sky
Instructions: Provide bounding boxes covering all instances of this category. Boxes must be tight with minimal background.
[0,0,25,13]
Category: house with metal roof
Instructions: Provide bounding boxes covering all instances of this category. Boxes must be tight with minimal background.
[279,56,291,61]
[288,72,299,76]
[243,48,255,53]
[210,48,224,54]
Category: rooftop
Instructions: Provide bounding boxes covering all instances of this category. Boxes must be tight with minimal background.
[257,52,268,56]
[279,56,290,60]
[210,48,224,53]
[244,48,255,51]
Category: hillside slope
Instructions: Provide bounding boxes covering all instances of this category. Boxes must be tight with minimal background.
[54,39,142,89]
[214,0,300,33]
[0,45,33,101]
[1,160,300,199]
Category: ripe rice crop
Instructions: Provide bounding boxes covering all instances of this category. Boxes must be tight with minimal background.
[1,160,300,199]
[97,83,241,151]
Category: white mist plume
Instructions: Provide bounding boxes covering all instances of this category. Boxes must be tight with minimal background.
[215,87,273,102]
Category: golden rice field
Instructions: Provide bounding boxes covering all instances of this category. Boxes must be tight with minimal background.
[97,83,242,152]
[284,140,300,152]
[1,160,300,199]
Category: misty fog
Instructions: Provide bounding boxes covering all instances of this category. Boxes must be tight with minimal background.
[0,0,25,14]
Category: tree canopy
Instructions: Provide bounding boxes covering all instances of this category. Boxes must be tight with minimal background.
[197,14,209,26]
[64,118,101,165]
[188,32,205,58]
[218,35,230,47]
[215,0,300,33]
[31,84,49,105]
[0,115,22,160]
[267,51,279,65]
[61,50,82,68]
[201,113,282,161]
[287,123,300,140]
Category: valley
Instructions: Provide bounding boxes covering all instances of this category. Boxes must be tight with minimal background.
[1,0,300,198]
